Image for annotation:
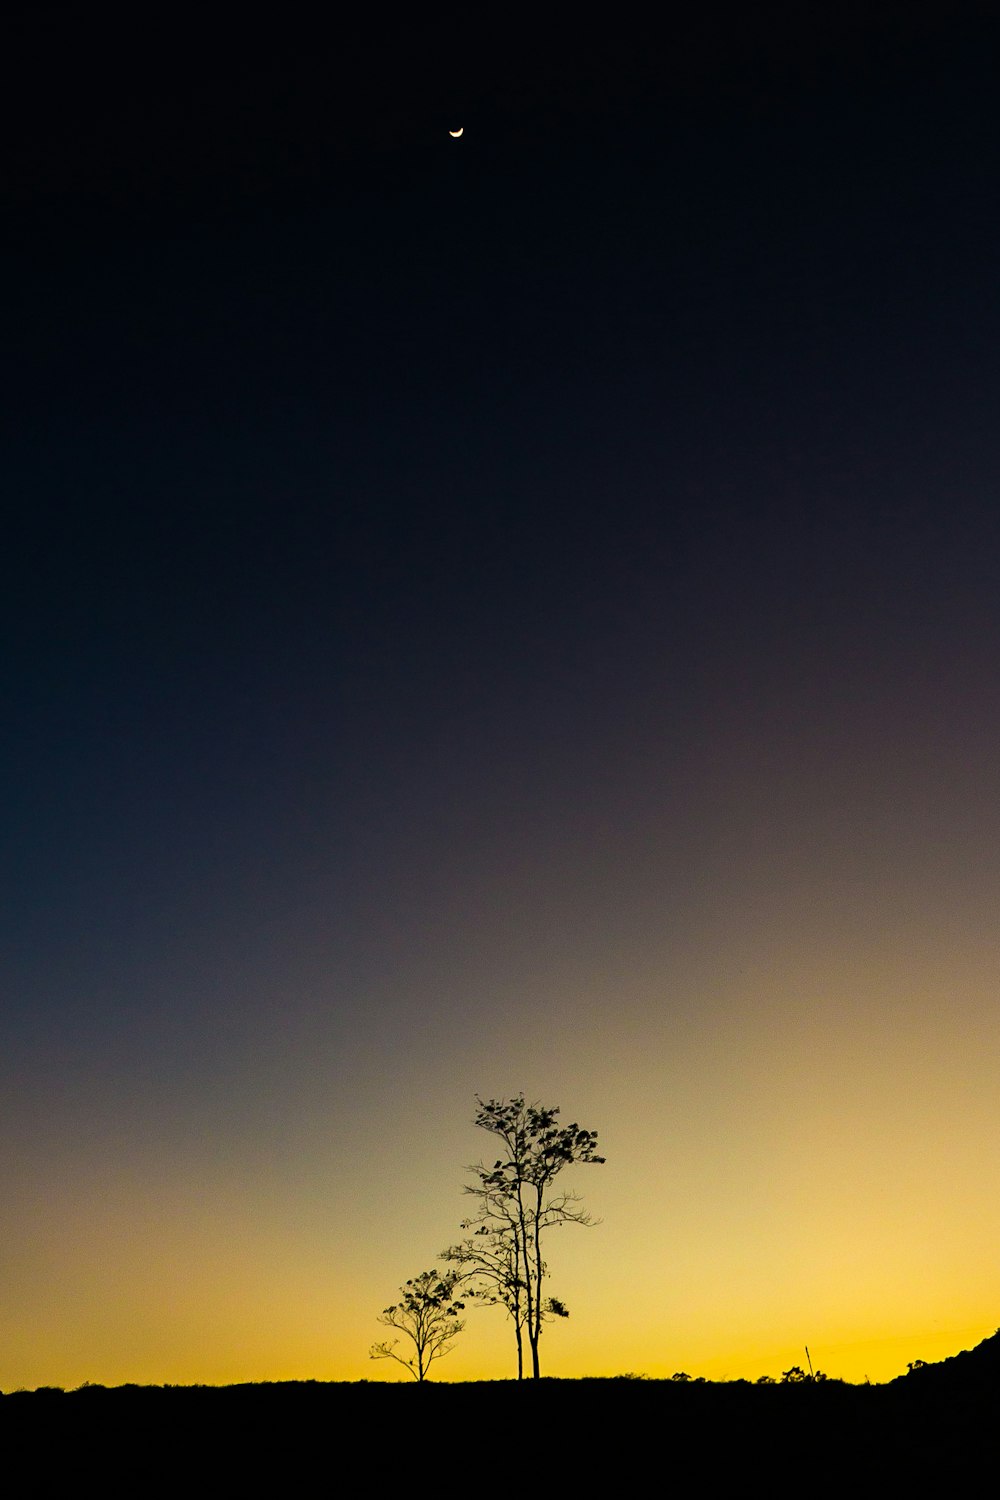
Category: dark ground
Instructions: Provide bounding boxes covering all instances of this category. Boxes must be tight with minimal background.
[4,1350,996,1489]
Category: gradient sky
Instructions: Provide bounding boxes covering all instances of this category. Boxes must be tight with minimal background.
[3,7,999,1388]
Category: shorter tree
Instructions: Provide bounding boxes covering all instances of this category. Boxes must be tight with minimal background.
[369,1269,465,1382]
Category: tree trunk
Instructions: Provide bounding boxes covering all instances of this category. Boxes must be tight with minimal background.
[529,1183,543,1378]
[515,1186,535,1376]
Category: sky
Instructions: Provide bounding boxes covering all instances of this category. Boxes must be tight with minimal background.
[3,6,999,1388]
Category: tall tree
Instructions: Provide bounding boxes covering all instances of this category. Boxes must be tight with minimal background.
[369,1269,465,1381]
[451,1094,605,1380]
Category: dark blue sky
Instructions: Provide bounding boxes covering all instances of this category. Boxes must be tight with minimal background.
[4,6,1000,1386]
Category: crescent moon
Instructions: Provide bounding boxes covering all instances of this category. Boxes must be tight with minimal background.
[449,127,464,138]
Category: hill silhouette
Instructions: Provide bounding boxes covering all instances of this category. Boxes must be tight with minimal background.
[891,1327,1000,1388]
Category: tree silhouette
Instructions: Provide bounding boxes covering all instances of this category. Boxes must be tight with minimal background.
[448,1093,604,1380]
[369,1269,465,1381]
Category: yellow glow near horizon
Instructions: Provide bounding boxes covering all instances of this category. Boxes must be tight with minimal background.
[4,881,998,1392]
